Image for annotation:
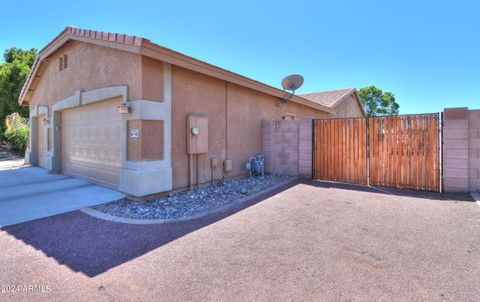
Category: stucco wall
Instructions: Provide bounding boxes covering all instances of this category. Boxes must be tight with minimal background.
[26,40,359,193]
[141,56,164,100]
[127,119,164,161]
[171,66,329,189]
[29,41,142,110]
[333,95,364,118]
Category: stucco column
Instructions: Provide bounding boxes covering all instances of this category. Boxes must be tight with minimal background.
[119,63,173,197]
[468,110,480,192]
[26,105,48,167]
[443,107,469,192]
[50,111,61,172]
[26,114,38,166]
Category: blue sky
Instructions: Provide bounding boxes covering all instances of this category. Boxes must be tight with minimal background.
[1,0,478,113]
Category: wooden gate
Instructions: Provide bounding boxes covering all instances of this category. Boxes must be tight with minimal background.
[369,114,440,191]
[313,113,441,192]
[314,118,367,185]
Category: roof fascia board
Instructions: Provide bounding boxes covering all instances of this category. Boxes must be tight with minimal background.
[141,42,335,114]
[70,36,141,54]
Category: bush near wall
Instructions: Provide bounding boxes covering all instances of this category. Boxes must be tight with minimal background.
[4,112,29,154]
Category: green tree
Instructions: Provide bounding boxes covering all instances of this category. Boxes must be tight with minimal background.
[358,85,400,117]
[0,47,37,140]
[4,112,29,153]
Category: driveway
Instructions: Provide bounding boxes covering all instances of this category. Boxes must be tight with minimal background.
[0,167,124,227]
[0,180,479,301]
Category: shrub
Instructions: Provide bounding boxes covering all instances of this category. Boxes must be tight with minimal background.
[4,112,29,154]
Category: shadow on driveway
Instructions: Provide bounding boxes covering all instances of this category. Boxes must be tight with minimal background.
[2,180,299,277]
[307,179,473,202]
[2,179,473,277]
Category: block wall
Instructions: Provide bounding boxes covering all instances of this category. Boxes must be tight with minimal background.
[262,118,313,178]
[469,110,480,192]
[443,107,480,193]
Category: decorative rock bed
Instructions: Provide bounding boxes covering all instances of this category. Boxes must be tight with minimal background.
[93,174,295,220]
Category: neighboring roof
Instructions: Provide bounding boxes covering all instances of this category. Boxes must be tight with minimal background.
[19,26,336,114]
[300,88,366,116]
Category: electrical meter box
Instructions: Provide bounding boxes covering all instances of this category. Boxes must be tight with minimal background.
[187,115,208,154]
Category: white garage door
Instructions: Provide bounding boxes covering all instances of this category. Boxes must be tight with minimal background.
[61,99,123,189]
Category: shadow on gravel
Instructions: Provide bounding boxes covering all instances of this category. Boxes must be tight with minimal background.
[306,179,474,202]
[3,180,299,277]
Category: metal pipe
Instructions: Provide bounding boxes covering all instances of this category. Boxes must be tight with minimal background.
[189,154,194,190]
[196,154,199,187]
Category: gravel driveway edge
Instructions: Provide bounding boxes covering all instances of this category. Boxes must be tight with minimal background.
[81,177,299,224]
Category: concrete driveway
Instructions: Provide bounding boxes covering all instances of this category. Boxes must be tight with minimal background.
[0,180,479,301]
[0,167,124,227]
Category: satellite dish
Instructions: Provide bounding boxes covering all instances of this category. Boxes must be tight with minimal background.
[280,74,304,104]
[281,74,304,92]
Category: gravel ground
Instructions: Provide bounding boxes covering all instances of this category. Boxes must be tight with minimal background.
[94,174,295,219]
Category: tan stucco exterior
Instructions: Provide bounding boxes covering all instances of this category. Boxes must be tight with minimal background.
[333,95,364,118]
[170,66,331,189]
[23,29,364,197]
[29,41,142,111]
[36,116,46,168]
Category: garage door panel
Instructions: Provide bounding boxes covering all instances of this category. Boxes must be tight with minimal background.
[61,99,122,189]
[62,161,119,189]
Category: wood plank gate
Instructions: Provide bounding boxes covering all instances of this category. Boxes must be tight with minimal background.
[314,118,368,185]
[313,113,442,192]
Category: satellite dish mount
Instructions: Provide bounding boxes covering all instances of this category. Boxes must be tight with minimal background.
[280,74,304,104]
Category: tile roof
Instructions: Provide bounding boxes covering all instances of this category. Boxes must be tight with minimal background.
[300,88,356,108]
[65,26,145,47]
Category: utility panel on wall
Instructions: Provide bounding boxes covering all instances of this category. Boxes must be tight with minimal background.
[187,115,208,154]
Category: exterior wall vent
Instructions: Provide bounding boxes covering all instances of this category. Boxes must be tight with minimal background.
[59,54,68,71]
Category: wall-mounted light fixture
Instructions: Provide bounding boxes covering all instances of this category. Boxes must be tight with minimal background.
[42,117,50,126]
[117,103,131,114]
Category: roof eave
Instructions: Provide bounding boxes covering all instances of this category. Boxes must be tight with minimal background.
[140,41,335,114]
[19,27,335,114]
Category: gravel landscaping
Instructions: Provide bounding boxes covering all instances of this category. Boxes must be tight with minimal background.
[93,174,295,220]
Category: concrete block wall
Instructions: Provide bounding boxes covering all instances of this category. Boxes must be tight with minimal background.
[273,120,299,175]
[262,118,313,178]
[298,119,313,178]
[443,107,480,193]
[469,110,480,192]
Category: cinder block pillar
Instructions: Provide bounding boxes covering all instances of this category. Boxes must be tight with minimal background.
[443,107,469,192]
[262,119,274,173]
[469,110,480,192]
[298,118,313,178]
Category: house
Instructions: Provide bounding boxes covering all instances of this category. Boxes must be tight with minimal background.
[19,26,365,198]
